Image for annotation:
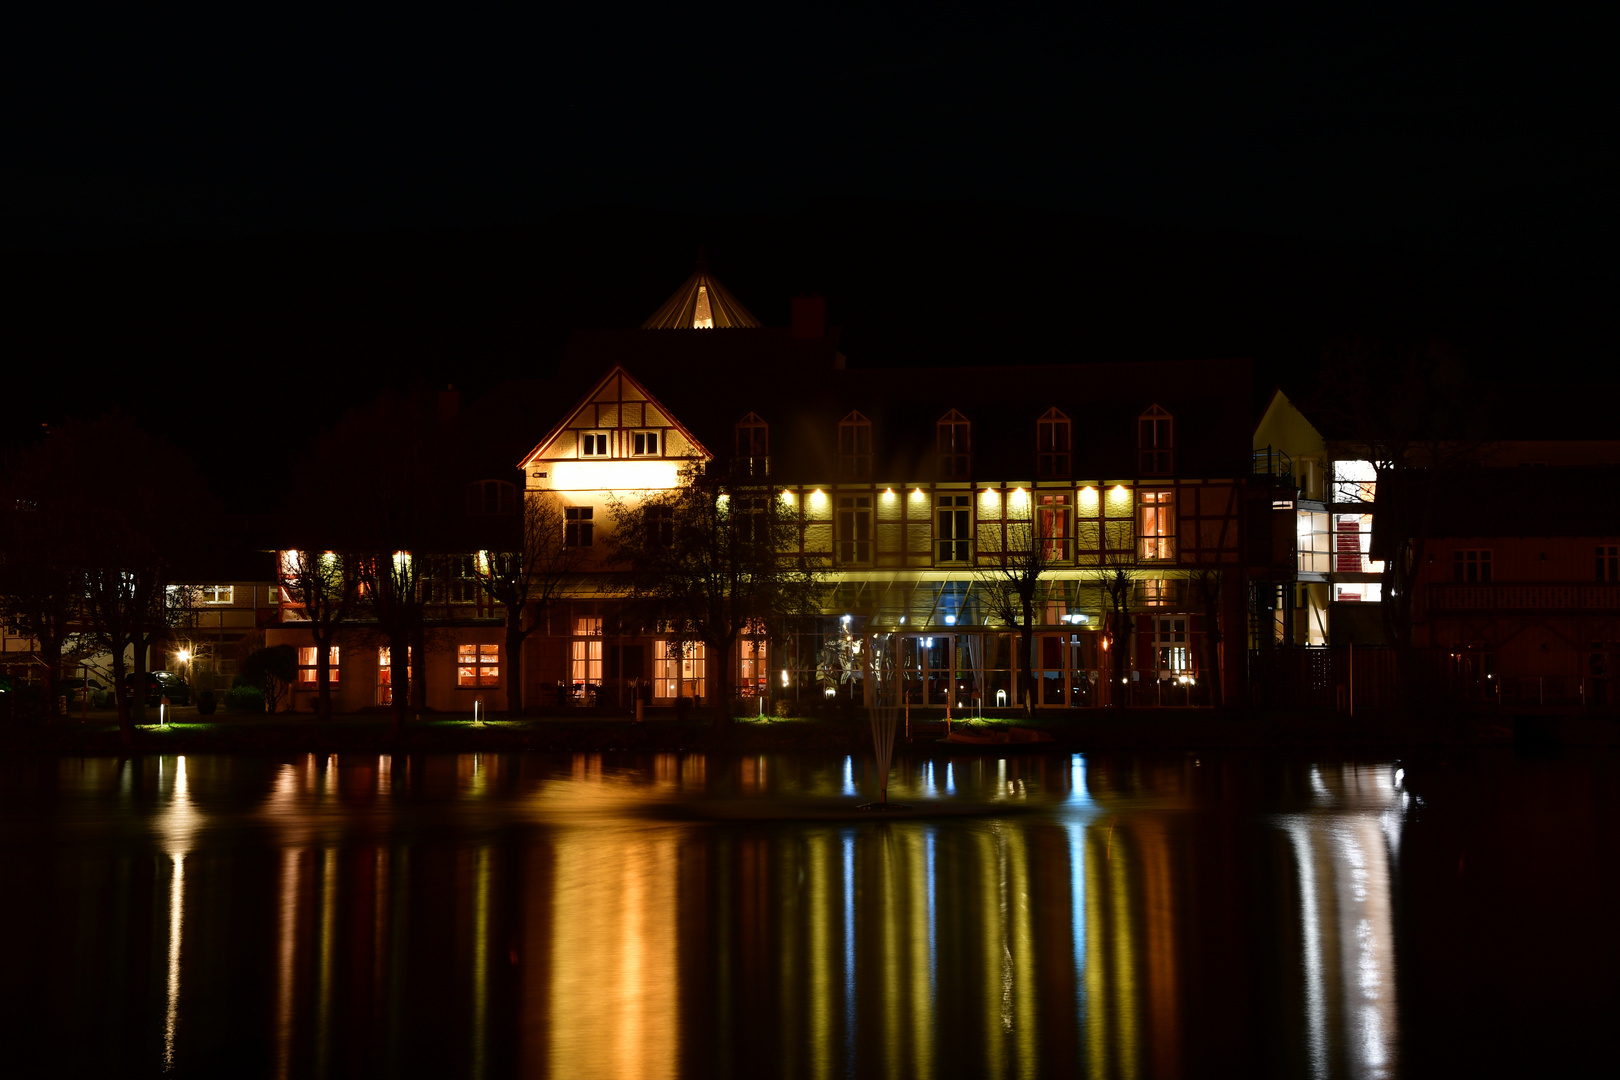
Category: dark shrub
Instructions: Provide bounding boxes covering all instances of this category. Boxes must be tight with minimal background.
[196,690,217,716]
[224,685,265,713]
[772,698,801,718]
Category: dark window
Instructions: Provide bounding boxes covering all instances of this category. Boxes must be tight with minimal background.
[1037,408,1071,477]
[581,433,609,457]
[466,479,516,515]
[1599,546,1619,582]
[838,413,872,479]
[649,506,673,547]
[565,507,594,547]
[1453,549,1491,583]
[937,410,970,478]
[632,431,660,456]
[1138,406,1173,475]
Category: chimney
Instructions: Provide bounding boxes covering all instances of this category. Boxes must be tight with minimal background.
[791,295,826,341]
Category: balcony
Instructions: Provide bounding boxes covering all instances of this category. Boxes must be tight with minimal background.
[1427,583,1620,613]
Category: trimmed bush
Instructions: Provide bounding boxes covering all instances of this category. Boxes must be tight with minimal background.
[772,698,802,718]
[224,685,265,713]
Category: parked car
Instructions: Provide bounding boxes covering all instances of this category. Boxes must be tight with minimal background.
[125,670,193,706]
[59,677,113,707]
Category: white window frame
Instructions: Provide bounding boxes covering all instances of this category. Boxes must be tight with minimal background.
[631,431,661,457]
[580,432,610,457]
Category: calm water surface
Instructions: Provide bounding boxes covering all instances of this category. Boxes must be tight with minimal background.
[0,748,1614,1079]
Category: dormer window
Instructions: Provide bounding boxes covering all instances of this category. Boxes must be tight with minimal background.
[736,413,768,456]
[466,479,517,515]
[1037,408,1071,477]
[631,431,660,457]
[581,432,610,457]
[838,411,871,479]
[1138,405,1173,475]
[937,410,971,478]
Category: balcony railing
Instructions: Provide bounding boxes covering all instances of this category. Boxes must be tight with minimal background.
[1253,446,1293,483]
[1427,583,1620,612]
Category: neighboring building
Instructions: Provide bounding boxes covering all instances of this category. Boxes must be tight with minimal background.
[1397,467,1620,710]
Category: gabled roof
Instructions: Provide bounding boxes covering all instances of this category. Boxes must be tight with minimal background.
[519,365,712,467]
[641,267,761,329]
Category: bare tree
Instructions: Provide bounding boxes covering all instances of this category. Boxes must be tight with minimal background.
[472,493,577,715]
[973,504,1057,713]
[357,551,427,734]
[278,549,363,719]
[609,464,824,729]
[0,452,87,716]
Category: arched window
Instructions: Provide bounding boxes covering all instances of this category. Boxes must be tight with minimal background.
[838,411,871,479]
[1138,405,1173,475]
[466,479,516,515]
[937,410,971,478]
[1036,408,1071,477]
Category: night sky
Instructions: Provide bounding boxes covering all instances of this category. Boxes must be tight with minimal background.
[5,9,1613,474]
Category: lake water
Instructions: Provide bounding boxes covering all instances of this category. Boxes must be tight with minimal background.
[0,747,1614,1079]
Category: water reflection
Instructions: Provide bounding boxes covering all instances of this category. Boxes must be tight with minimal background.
[0,750,1457,1078]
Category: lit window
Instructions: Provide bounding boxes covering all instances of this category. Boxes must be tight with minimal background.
[1332,460,1378,503]
[937,495,971,562]
[655,639,705,698]
[837,496,872,564]
[572,618,603,692]
[1138,406,1173,475]
[937,410,971,478]
[297,646,338,687]
[580,432,610,457]
[201,585,233,604]
[738,637,768,696]
[457,643,500,687]
[838,412,872,479]
[1453,549,1492,584]
[1152,616,1190,672]
[1037,408,1071,477]
[377,646,410,704]
[565,506,594,547]
[1138,490,1175,561]
[1039,494,1069,562]
[631,431,660,457]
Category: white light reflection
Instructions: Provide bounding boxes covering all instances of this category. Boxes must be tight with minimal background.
[842,831,856,1077]
[842,756,856,796]
[1282,762,1406,1079]
[161,756,197,1074]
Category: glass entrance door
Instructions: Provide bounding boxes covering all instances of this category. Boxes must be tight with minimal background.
[899,635,953,706]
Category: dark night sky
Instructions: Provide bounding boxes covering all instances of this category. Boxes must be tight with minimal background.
[3,8,1613,482]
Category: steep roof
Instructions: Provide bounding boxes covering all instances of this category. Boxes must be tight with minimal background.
[641,267,762,329]
[553,329,1254,483]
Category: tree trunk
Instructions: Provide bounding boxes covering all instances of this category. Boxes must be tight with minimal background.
[1018,601,1035,716]
[314,633,332,720]
[710,637,734,731]
[504,606,527,717]
[390,630,410,736]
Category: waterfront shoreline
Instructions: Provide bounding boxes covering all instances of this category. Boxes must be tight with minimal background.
[3,707,1614,755]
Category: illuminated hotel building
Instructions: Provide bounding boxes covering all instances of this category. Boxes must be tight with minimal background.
[269,265,1257,712]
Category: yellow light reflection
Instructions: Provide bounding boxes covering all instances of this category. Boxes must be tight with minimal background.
[549,828,678,1079]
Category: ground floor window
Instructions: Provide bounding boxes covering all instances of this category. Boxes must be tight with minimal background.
[1153,616,1190,673]
[377,646,410,705]
[738,638,768,696]
[572,618,602,700]
[458,643,499,687]
[297,646,338,687]
[655,640,705,699]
